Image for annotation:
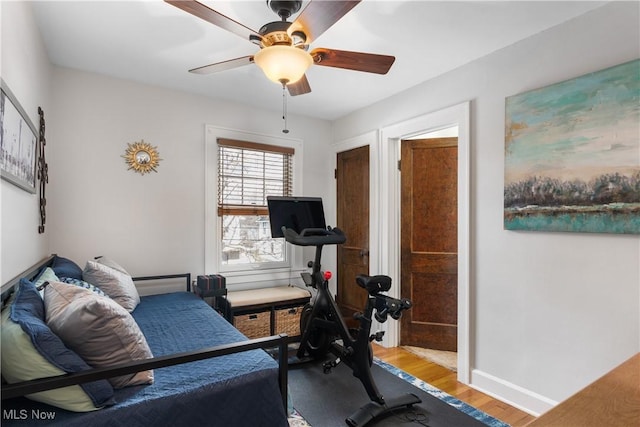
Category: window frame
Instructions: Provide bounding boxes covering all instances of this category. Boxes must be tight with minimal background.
[218,138,293,269]
[205,126,303,284]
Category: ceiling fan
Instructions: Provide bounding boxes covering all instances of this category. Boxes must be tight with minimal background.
[165,0,396,96]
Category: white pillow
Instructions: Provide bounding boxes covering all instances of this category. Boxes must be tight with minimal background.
[45,281,154,389]
[83,260,140,312]
[94,256,130,276]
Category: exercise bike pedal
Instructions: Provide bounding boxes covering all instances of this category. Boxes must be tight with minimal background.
[322,357,341,374]
[369,331,385,342]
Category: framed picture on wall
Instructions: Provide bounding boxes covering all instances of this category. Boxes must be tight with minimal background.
[0,79,38,193]
[504,59,640,234]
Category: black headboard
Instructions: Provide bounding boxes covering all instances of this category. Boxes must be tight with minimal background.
[1,254,56,309]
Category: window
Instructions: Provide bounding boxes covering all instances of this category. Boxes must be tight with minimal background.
[217,138,294,268]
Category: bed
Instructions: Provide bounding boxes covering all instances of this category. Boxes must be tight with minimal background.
[1,255,289,427]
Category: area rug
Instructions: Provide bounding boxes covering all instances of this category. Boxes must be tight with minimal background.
[289,358,508,427]
[289,409,312,427]
[402,346,458,372]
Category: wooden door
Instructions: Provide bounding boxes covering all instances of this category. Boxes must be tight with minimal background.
[336,146,370,320]
[400,138,458,351]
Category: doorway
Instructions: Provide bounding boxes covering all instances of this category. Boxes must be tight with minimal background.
[379,101,471,383]
[400,136,458,351]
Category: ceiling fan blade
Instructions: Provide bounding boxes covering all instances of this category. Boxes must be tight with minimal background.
[289,1,360,44]
[287,75,311,96]
[189,56,254,75]
[165,0,262,43]
[311,48,395,74]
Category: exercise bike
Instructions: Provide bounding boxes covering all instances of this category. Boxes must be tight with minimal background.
[267,196,421,427]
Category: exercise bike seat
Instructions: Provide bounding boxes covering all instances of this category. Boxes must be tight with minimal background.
[356,275,392,295]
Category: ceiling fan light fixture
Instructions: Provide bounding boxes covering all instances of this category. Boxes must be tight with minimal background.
[254,45,312,85]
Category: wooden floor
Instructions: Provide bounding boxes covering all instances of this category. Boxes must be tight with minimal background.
[373,344,536,426]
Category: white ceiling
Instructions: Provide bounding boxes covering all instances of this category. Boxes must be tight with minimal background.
[31,0,607,121]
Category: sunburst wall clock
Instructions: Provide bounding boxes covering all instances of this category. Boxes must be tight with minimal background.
[122,140,161,175]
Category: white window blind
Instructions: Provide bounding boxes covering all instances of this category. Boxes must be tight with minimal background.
[217,138,294,266]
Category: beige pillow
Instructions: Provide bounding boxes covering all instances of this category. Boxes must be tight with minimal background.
[83,260,140,312]
[45,281,154,389]
[95,256,129,275]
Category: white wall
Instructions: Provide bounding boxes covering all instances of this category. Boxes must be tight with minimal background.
[46,67,333,282]
[0,0,335,290]
[333,1,639,414]
[0,1,52,285]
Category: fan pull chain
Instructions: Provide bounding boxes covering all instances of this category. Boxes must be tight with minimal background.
[282,83,289,134]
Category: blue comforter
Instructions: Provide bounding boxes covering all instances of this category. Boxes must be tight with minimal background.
[3,292,289,427]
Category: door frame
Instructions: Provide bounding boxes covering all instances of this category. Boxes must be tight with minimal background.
[381,102,471,384]
[332,101,470,384]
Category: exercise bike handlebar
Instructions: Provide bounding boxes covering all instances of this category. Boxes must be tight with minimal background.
[374,296,412,323]
[282,226,347,247]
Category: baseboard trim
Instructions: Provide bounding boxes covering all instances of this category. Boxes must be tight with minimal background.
[470,369,558,417]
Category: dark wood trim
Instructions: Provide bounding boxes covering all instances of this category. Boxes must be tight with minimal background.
[218,205,269,216]
[217,138,295,155]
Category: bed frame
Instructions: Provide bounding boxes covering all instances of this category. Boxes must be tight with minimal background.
[0,255,289,411]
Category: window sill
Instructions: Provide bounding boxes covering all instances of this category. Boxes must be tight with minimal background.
[218,267,305,290]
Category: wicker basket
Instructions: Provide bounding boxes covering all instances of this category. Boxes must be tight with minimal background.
[234,311,270,338]
[275,306,303,336]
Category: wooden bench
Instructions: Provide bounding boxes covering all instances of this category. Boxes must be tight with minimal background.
[223,286,311,340]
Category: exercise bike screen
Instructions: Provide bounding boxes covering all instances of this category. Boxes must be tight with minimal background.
[267,196,327,238]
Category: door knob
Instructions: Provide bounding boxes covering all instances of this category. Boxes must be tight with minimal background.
[359,249,369,257]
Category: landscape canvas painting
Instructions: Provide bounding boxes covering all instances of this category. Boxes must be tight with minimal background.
[504,59,640,234]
